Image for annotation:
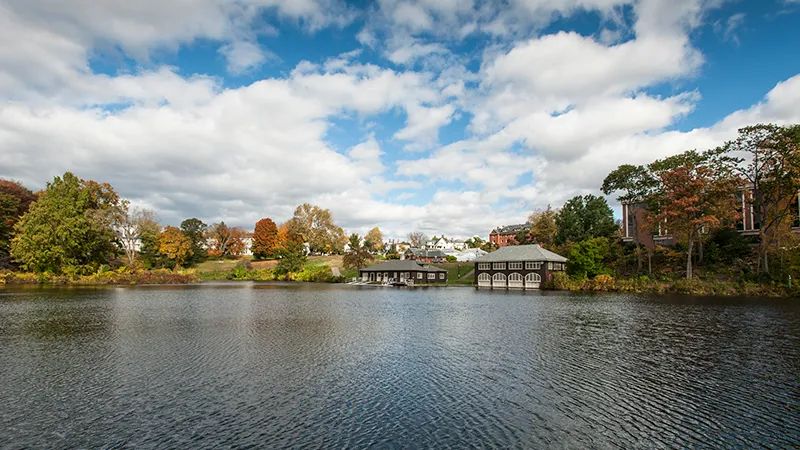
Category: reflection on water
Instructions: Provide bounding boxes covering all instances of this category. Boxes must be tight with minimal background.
[1,284,798,448]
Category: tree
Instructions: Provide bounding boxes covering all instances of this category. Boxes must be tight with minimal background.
[407,231,428,248]
[137,212,162,268]
[252,218,279,259]
[207,222,244,258]
[116,206,159,268]
[555,194,617,245]
[567,237,611,279]
[343,233,373,270]
[158,226,193,268]
[364,227,384,253]
[0,179,36,268]
[651,150,741,279]
[275,240,307,275]
[528,206,558,248]
[602,164,659,273]
[180,218,208,264]
[291,203,347,254]
[227,227,248,257]
[465,236,485,249]
[720,124,800,274]
[11,172,121,274]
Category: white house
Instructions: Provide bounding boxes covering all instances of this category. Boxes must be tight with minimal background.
[426,236,468,251]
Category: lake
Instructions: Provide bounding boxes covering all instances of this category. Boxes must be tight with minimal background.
[1,283,798,448]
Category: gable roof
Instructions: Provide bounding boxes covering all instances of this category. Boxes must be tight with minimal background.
[474,244,567,263]
[405,248,446,257]
[490,223,530,235]
[360,260,447,272]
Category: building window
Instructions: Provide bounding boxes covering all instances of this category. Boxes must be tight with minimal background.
[509,262,523,270]
[439,273,445,280]
[478,273,490,282]
[626,204,636,238]
[478,263,490,270]
[427,273,435,279]
[417,272,422,279]
[525,262,541,270]
[525,272,541,283]
[792,193,800,228]
[547,262,553,270]
[492,262,506,270]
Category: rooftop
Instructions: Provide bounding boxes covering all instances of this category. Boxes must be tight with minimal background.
[474,244,567,263]
[490,223,530,235]
[360,260,447,272]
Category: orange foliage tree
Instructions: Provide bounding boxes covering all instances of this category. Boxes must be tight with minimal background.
[252,218,278,259]
[159,226,193,268]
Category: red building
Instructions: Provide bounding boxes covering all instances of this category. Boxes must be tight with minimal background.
[489,223,530,247]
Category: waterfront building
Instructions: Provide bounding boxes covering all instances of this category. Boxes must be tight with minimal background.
[473,244,567,290]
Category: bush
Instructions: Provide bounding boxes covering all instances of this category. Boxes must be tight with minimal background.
[291,264,334,282]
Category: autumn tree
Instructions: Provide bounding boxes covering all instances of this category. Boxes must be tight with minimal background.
[180,218,208,264]
[364,227,384,253]
[227,227,248,257]
[207,222,244,258]
[651,150,741,279]
[528,206,558,248]
[11,173,122,274]
[290,203,347,254]
[555,194,617,245]
[252,218,279,259]
[158,226,193,268]
[407,231,428,248]
[720,124,800,274]
[343,233,372,270]
[0,179,36,268]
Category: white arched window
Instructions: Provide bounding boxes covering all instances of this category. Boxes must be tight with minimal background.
[525,273,541,283]
[508,272,523,288]
[492,273,506,287]
[477,272,491,287]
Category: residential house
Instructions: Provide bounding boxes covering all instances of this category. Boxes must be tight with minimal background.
[489,223,530,247]
[359,260,447,284]
[474,244,567,290]
[403,248,447,263]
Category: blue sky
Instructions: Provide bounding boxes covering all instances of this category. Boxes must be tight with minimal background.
[1,0,799,238]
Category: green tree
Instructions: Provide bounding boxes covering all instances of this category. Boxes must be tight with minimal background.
[180,218,208,264]
[343,233,372,270]
[158,226,193,269]
[11,172,121,274]
[137,213,163,268]
[275,240,307,275]
[567,237,611,279]
[555,194,617,245]
[0,179,36,268]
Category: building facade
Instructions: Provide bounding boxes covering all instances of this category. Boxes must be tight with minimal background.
[621,190,800,246]
[359,260,447,284]
[473,244,567,290]
[489,223,530,247]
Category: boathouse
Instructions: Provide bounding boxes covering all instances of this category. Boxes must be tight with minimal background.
[473,244,567,289]
[359,260,448,284]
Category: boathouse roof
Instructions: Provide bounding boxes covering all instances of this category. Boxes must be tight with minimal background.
[474,244,567,263]
[360,260,447,272]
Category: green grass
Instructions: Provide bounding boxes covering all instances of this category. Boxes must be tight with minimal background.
[438,262,475,285]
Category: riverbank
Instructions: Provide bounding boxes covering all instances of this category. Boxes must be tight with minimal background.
[0,269,198,286]
[542,273,800,298]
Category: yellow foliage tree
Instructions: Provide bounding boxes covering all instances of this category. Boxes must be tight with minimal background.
[159,226,193,268]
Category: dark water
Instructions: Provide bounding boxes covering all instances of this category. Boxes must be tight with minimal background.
[0,284,798,449]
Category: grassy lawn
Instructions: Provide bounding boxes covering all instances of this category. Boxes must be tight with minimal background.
[438,262,475,285]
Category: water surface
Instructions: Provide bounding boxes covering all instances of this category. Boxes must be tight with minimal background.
[1,284,798,448]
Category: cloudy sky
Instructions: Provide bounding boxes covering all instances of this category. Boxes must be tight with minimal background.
[1,0,799,239]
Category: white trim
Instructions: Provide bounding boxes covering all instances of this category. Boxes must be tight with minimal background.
[525,261,542,270]
[492,262,506,270]
[478,263,490,270]
[509,262,523,270]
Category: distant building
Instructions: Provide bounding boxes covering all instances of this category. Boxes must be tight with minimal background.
[359,260,447,284]
[426,236,468,251]
[473,244,567,290]
[455,248,487,262]
[489,223,530,247]
[403,248,447,263]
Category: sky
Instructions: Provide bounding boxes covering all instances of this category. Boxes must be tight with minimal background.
[1,0,799,240]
